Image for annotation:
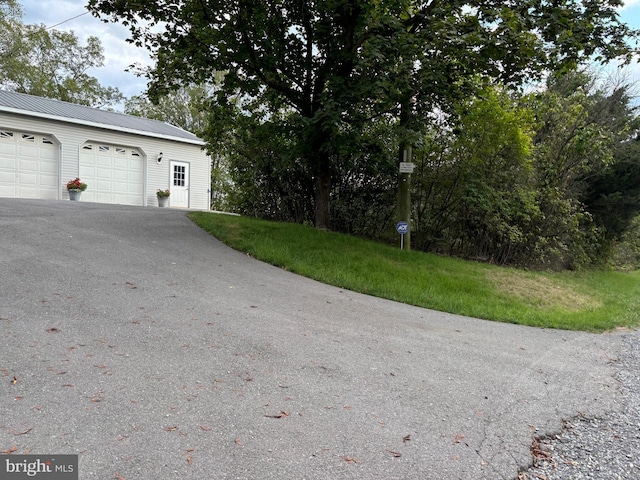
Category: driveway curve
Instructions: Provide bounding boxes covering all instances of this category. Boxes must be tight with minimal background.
[0,199,626,479]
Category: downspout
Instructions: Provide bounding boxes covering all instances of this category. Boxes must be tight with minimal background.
[208,153,212,210]
[59,143,63,200]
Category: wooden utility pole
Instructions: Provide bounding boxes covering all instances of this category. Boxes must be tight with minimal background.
[398,144,412,250]
[398,96,413,251]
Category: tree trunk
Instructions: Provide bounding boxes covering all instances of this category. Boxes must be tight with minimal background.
[314,154,332,230]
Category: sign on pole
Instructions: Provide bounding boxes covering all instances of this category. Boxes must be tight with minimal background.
[396,221,409,250]
[399,162,415,174]
[396,221,409,235]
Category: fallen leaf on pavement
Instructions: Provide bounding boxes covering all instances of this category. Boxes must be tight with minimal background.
[264,411,289,419]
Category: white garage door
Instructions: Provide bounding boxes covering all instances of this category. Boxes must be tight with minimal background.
[0,129,59,199]
[79,143,144,205]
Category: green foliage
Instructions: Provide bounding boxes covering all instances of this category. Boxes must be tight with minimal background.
[408,70,640,270]
[581,89,640,242]
[523,71,639,269]
[207,91,400,234]
[189,211,640,332]
[125,84,214,135]
[329,117,398,238]
[0,0,19,20]
[221,112,315,223]
[412,85,538,264]
[611,215,640,270]
[0,7,123,107]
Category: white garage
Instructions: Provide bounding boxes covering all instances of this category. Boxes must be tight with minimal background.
[0,90,212,210]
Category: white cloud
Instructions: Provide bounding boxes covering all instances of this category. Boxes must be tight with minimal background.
[620,0,640,10]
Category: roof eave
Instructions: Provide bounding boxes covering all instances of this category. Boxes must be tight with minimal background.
[0,106,206,146]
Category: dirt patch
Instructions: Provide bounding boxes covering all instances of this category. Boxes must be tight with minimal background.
[487,270,602,311]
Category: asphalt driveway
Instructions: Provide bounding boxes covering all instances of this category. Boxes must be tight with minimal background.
[0,198,626,479]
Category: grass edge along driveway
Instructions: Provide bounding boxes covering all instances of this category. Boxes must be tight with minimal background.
[189,211,640,333]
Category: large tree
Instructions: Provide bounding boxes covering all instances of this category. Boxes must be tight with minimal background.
[0,2,123,108]
[88,0,637,228]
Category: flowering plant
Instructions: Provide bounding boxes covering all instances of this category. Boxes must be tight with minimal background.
[66,178,87,191]
[157,189,171,197]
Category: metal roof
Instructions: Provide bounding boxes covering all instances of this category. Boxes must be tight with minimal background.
[0,90,204,145]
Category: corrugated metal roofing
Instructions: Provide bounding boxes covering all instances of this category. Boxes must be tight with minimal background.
[0,90,204,145]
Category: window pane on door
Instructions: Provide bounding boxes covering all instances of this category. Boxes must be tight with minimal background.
[173,165,186,186]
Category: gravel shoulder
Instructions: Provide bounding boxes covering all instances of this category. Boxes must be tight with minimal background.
[519,329,640,480]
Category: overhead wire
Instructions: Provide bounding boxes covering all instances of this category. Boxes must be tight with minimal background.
[45,10,90,30]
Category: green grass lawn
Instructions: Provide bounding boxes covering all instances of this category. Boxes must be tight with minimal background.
[189,211,640,332]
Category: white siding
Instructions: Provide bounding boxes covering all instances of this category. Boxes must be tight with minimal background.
[0,111,211,209]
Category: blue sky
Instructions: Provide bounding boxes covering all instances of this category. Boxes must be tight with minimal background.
[18,0,640,103]
[623,0,640,27]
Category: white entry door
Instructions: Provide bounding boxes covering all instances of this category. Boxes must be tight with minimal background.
[170,161,189,208]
